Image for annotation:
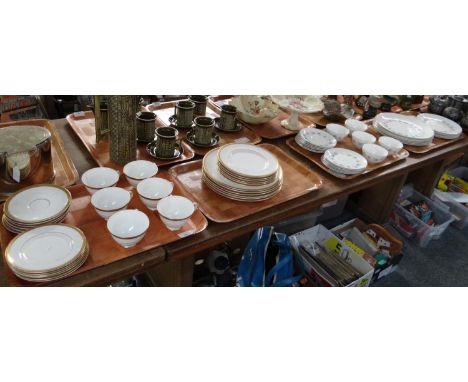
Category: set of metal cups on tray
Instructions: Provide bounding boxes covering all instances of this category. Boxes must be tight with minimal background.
[171,96,240,148]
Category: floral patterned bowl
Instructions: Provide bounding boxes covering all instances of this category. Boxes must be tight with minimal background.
[230,96,279,125]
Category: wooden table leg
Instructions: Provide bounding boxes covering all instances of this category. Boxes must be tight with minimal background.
[145,256,194,287]
[407,152,464,196]
[350,173,408,224]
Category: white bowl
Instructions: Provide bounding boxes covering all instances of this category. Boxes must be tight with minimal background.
[123,160,158,186]
[81,167,119,194]
[107,209,149,248]
[378,136,403,155]
[137,177,174,211]
[345,118,368,132]
[325,123,349,141]
[91,187,132,220]
[157,195,196,231]
[352,131,376,149]
[362,143,388,164]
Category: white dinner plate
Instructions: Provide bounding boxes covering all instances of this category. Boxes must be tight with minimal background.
[299,127,336,150]
[6,224,86,272]
[216,144,279,178]
[5,185,71,223]
[203,148,281,191]
[416,113,462,139]
[322,148,368,174]
[374,113,434,142]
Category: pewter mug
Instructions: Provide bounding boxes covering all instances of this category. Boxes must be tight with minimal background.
[155,126,179,158]
[193,116,215,145]
[174,100,195,128]
[219,104,237,131]
[136,111,157,142]
[189,95,208,117]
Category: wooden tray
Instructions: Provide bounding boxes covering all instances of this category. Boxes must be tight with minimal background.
[66,111,195,170]
[367,112,467,154]
[0,172,208,286]
[145,101,262,156]
[286,134,410,180]
[0,119,79,202]
[168,143,323,223]
[208,96,303,140]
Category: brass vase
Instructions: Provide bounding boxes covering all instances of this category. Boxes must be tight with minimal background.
[108,96,139,165]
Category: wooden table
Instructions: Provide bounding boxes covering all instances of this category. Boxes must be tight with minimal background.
[1,117,468,287]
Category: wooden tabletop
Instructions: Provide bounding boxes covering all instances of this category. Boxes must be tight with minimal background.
[1,117,468,286]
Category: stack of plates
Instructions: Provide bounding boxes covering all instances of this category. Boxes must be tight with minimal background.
[202,144,283,202]
[5,224,89,282]
[2,185,71,234]
[295,127,337,153]
[322,148,368,176]
[373,113,434,146]
[416,113,463,140]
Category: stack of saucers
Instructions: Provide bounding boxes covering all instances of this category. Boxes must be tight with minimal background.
[321,148,368,176]
[2,184,71,234]
[416,113,462,140]
[5,224,89,282]
[295,127,337,153]
[373,113,434,146]
[202,143,283,202]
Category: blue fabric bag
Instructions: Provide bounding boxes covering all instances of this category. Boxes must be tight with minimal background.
[237,226,303,287]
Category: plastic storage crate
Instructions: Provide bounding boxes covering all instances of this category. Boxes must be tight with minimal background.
[316,196,348,223]
[390,185,454,247]
[274,209,322,235]
[432,167,468,230]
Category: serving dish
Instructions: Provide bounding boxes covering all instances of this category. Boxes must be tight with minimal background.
[270,95,323,131]
[0,119,78,202]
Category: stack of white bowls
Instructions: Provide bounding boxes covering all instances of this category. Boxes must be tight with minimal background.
[373,113,434,146]
[416,113,462,140]
[2,185,71,234]
[202,143,283,202]
[295,127,337,153]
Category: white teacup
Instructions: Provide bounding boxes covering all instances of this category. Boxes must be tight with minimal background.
[157,195,196,231]
[123,160,158,187]
[137,177,174,211]
[91,187,132,220]
[107,209,149,248]
[81,167,119,194]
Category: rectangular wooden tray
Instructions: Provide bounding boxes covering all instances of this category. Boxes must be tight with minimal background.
[168,143,323,223]
[0,119,79,202]
[66,111,195,170]
[145,101,262,156]
[0,172,208,286]
[366,113,467,154]
[208,96,298,140]
[286,133,410,180]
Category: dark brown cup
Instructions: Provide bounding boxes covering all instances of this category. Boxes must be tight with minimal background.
[189,95,208,117]
[193,116,215,145]
[155,126,179,158]
[136,111,157,142]
[219,104,237,131]
[174,100,195,128]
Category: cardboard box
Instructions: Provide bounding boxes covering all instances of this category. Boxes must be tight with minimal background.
[290,224,374,287]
